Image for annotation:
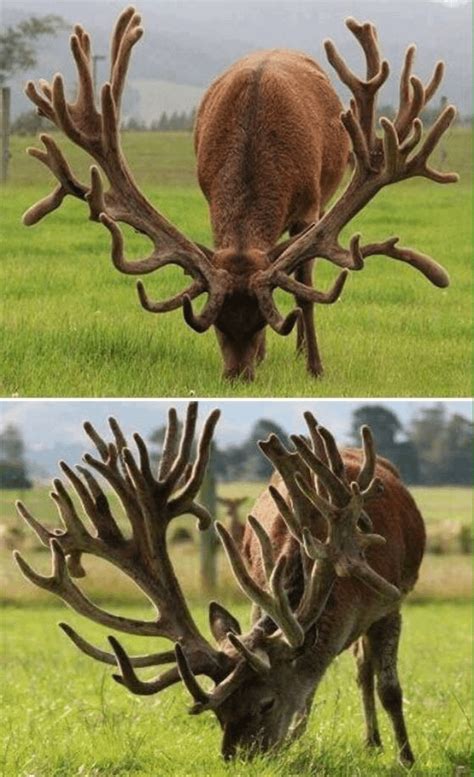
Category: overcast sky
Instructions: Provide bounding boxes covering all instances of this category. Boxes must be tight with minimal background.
[1,399,471,451]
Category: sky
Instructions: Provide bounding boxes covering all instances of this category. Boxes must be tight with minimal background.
[1,399,471,452]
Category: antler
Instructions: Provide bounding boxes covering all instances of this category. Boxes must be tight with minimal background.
[14,402,227,693]
[23,7,227,329]
[219,416,400,650]
[254,17,458,324]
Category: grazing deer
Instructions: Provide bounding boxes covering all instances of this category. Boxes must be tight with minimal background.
[23,9,457,380]
[14,402,425,766]
[217,495,246,544]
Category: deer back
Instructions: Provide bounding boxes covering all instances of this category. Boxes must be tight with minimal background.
[195,49,350,250]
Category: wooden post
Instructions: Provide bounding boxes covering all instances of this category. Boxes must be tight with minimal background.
[199,443,218,591]
[1,87,11,183]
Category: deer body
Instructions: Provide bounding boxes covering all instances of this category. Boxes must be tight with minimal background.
[195,50,349,252]
[193,50,350,378]
[234,450,425,763]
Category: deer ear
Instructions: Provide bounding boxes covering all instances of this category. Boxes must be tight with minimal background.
[209,601,241,643]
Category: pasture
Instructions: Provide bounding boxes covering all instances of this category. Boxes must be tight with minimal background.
[0,484,472,775]
[1,128,472,398]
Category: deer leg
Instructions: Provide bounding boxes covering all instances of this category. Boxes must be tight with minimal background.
[368,612,415,768]
[289,220,323,376]
[256,330,266,364]
[354,636,382,749]
[295,260,323,377]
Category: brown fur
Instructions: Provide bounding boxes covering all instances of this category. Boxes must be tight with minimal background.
[196,50,348,251]
[212,449,424,765]
[194,50,350,378]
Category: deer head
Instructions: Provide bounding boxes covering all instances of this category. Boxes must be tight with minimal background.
[14,403,401,760]
[22,9,457,380]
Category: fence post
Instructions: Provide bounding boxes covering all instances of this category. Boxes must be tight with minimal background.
[199,444,218,591]
[1,87,11,184]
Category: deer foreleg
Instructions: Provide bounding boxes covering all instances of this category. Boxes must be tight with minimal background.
[354,636,382,749]
[294,259,323,377]
[368,612,415,768]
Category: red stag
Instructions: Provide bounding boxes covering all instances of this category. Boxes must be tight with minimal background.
[217,495,247,544]
[14,402,425,765]
[23,9,457,380]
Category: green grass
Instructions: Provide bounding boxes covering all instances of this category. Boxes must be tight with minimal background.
[0,129,471,397]
[0,601,471,776]
[1,482,471,774]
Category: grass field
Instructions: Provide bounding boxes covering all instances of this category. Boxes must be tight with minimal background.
[1,129,471,398]
[1,484,472,775]
[1,602,471,776]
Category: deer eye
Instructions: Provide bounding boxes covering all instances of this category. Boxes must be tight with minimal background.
[259,698,276,714]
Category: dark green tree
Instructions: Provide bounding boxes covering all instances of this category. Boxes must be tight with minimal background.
[349,405,419,483]
[410,405,472,484]
[0,15,66,85]
[350,405,402,450]
[0,424,32,489]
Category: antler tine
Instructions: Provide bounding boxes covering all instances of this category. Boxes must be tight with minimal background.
[357,425,376,490]
[110,7,143,109]
[174,643,211,705]
[14,539,161,635]
[136,279,206,313]
[253,282,301,336]
[302,411,330,501]
[24,8,222,320]
[325,17,389,152]
[290,436,350,507]
[169,409,220,523]
[258,434,318,531]
[158,407,179,480]
[22,134,89,226]
[272,268,349,304]
[59,622,176,667]
[262,19,457,293]
[109,636,183,696]
[394,44,446,143]
[316,426,346,481]
[215,522,304,647]
[164,402,199,488]
[247,514,275,580]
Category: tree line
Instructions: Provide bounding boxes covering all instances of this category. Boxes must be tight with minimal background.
[1,403,471,490]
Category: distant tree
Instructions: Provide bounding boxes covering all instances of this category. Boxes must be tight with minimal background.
[215,419,287,481]
[123,116,147,132]
[0,15,66,85]
[350,405,402,450]
[11,109,49,136]
[349,405,419,483]
[157,111,169,131]
[410,404,472,484]
[0,424,32,489]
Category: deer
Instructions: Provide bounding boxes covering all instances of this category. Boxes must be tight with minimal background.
[22,9,458,381]
[217,495,247,544]
[14,402,426,766]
